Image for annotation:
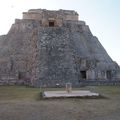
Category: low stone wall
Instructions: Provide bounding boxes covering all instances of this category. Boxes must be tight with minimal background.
[78,80,120,86]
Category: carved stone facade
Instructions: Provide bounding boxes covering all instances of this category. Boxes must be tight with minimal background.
[0,9,120,87]
[23,9,78,27]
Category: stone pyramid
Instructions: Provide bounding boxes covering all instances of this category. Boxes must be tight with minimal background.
[0,9,120,87]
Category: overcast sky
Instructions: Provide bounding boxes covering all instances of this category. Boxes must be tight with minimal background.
[0,0,120,65]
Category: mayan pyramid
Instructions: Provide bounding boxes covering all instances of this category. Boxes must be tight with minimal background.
[0,9,120,87]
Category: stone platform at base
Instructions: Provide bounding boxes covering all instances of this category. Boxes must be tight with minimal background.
[43,90,100,98]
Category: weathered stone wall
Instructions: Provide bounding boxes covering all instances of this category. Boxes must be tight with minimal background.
[0,19,40,85]
[65,15,78,21]
[35,27,78,87]
[23,13,42,20]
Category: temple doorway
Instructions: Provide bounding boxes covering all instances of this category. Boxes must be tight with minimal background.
[80,71,86,79]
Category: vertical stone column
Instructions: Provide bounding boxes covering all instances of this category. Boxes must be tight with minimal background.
[86,69,95,80]
[66,83,72,93]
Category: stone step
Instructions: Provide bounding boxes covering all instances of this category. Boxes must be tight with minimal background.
[43,90,100,98]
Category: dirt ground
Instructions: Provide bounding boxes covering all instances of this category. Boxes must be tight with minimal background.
[0,86,120,120]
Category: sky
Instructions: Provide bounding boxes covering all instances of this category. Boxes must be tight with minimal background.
[0,0,120,65]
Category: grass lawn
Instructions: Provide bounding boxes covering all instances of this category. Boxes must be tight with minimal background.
[0,85,120,120]
[0,86,40,101]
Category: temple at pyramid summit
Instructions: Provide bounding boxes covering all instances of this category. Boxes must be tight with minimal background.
[0,9,120,87]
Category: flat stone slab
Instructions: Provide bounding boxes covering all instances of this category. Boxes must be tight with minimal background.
[43,90,100,98]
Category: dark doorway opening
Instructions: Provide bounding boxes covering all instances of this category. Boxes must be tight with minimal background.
[49,21,55,27]
[106,70,112,79]
[81,71,86,79]
[18,72,25,80]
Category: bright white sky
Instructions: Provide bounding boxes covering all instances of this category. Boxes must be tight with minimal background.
[0,0,120,65]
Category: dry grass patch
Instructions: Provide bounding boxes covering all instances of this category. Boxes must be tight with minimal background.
[0,86,120,120]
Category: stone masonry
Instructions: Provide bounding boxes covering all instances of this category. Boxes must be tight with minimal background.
[0,9,120,87]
